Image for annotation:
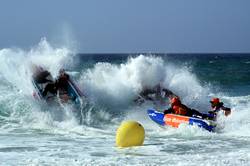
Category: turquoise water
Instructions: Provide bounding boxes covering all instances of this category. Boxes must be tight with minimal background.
[0,40,250,165]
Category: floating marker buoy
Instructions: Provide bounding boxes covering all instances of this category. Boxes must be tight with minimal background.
[116,121,145,147]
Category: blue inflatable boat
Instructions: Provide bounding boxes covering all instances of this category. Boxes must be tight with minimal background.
[31,67,84,108]
[148,109,216,132]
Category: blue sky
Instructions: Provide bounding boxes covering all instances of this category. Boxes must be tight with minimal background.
[1,0,250,53]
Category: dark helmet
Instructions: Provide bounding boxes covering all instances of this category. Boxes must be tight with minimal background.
[59,68,65,75]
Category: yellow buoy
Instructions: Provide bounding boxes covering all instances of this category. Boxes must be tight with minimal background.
[116,121,145,147]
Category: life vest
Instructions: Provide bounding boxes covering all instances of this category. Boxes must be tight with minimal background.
[173,105,188,116]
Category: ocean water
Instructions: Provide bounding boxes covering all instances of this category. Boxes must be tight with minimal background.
[0,39,250,165]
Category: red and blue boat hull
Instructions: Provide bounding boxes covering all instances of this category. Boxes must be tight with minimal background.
[148,109,216,132]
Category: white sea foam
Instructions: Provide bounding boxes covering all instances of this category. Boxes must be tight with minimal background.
[80,55,210,111]
[0,38,79,132]
[0,38,73,95]
[0,45,250,165]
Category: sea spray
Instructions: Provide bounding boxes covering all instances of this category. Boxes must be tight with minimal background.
[0,52,250,165]
[80,55,210,111]
[0,38,77,130]
[0,38,74,95]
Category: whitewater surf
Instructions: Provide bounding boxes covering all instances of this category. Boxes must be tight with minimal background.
[0,39,250,165]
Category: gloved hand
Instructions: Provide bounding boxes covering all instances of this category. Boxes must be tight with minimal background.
[203,113,215,120]
[208,111,215,114]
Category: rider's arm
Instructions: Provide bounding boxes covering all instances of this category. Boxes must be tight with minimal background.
[164,108,173,114]
[222,106,231,116]
[222,106,231,111]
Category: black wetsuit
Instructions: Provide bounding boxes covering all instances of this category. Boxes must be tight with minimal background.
[135,85,177,102]
[55,73,69,92]
[33,71,52,84]
[209,102,231,117]
[42,73,70,97]
[42,83,57,97]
